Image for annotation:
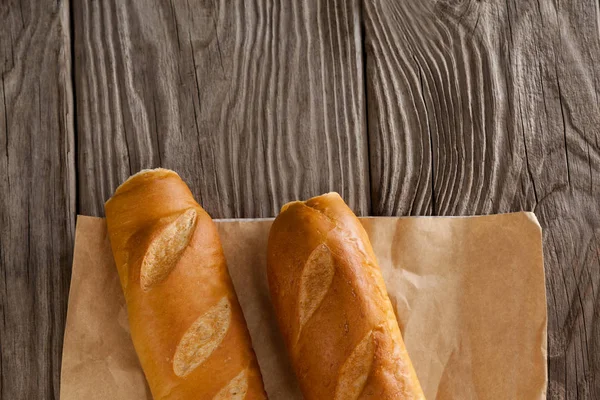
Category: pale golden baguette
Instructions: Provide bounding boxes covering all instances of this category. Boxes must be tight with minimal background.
[105,168,266,400]
[267,192,425,400]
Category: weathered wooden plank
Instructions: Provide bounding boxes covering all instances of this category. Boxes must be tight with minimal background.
[364,0,600,397]
[0,0,75,399]
[73,0,368,218]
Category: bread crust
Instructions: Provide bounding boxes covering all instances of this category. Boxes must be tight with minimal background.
[105,168,266,400]
[267,192,424,400]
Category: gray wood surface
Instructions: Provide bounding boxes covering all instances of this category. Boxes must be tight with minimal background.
[363,0,600,398]
[0,0,598,398]
[0,0,75,399]
[72,0,369,218]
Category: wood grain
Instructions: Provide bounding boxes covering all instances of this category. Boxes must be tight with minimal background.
[363,0,600,397]
[73,0,369,218]
[0,0,75,399]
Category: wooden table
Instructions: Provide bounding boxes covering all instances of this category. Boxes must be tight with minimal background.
[1,0,598,398]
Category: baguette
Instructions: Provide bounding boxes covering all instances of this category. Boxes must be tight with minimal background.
[105,168,266,400]
[267,192,424,400]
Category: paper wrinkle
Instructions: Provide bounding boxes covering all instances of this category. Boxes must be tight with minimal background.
[61,213,547,400]
[523,211,542,230]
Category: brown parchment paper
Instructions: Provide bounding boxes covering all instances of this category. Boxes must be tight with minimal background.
[60,212,547,400]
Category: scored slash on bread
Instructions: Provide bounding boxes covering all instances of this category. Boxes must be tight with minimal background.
[140,207,197,291]
[173,296,232,378]
[267,192,425,400]
[213,369,250,400]
[335,329,375,400]
[297,243,335,345]
[105,168,266,400]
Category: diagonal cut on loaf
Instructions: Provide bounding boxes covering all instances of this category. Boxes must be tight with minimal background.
[173,297,232,377]
[334,330,375,400]
[213,369,249,400]
[297,243,335,343]
[141,208,197,290]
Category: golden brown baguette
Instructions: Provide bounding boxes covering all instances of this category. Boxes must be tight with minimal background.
[267,192,425,400]
[105,168,266,400]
